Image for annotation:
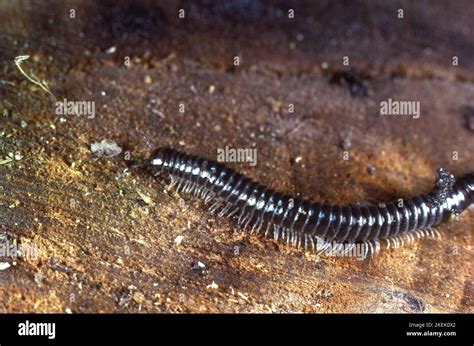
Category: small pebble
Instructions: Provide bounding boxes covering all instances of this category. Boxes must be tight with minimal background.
[133,292,145,303]
[14,151,23,160]
[341,137,352,150]
[206,281,219,290]
[34,272,44,284]
[367,166,377,175]
[0,262,11,270]
[136,190,153,205]
[90,139,122,158]
[174,235,184,246]
[20,120,27,128]
[106,46,116,54]
[191,261,206,275]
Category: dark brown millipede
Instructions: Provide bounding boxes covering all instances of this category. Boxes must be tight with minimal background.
[147,147,473,257]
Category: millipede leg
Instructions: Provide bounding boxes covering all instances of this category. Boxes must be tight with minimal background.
[209,200,223,214]
[227,206,240,218]
[273,225,281,241]
[218,203,233,218]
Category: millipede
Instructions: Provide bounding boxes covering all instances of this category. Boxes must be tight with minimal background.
[146,147,473,258]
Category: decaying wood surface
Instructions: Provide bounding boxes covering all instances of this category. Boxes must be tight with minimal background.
[0,0,472,312]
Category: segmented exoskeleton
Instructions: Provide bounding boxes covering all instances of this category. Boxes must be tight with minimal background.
[149,147,473,258]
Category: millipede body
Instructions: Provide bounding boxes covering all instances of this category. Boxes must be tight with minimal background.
[149,147,473,256]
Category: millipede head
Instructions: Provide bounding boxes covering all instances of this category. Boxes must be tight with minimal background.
[150,147,170,173]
